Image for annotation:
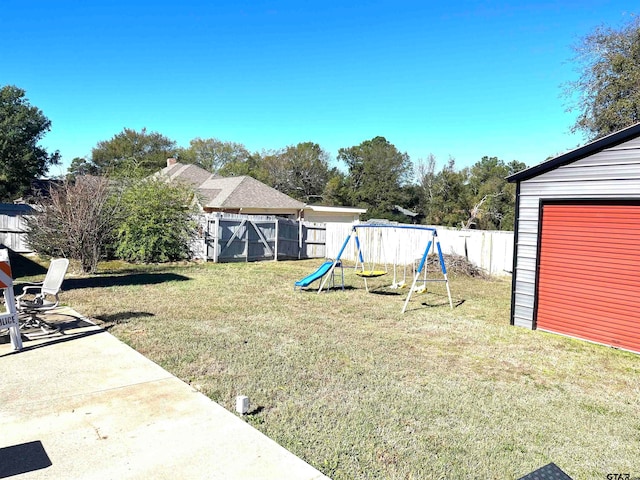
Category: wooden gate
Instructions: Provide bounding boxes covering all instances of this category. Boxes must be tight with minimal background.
[205,214,308,262]
[277,218,300,259]
[301,222,326,258]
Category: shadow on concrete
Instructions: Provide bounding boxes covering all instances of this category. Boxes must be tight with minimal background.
[0,440,52,478]
[0,328,106,358]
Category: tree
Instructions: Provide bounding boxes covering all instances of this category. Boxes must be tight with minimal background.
[89,127,176,175]
[261,142,331,202]
[415,154,437,220]
[321,169,351,206]
[0,85,60,201]
[67,157,99,179]
[566,16,640,139]
[115,178,197,263]
[217,151,270,183]
[418,155,525,230]
[338,136,413,219]
[177,137,250,174]
[425,157,470,227]
[466,156,526,230]
[25,176,118,273]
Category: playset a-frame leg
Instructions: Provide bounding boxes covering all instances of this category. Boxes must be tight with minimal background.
[402,233,453,313]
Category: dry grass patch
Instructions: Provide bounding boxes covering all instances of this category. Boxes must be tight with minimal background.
[50,259,640,479]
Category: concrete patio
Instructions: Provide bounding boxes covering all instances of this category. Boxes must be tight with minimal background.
[0,308,329,479]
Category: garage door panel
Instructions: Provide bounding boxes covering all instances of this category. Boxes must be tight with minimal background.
[540,315,640,341]
[538,293,640,325]
[544,215,640,224]
[543,204,640,217]
[541,233,640,246]
[538,266,640,285]
[539,325,640,351]
[538,304,640,336]
[539,318,640,348]
[540,236,640,252]
[537,204,640,353]
[540,254,638,269]
[538,285,640,310]
[539,276,637,298]
[542,217,640,228]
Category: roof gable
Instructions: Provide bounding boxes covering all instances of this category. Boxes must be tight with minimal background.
[507,122,640,183]
[199,175,304,209]
[158,163,213,187]
[155,162,305,211]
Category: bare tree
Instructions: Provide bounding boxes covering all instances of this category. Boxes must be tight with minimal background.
[461,193,503,230]
[25,176,120,273]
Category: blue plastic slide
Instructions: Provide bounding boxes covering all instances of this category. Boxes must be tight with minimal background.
[294,261,334,289]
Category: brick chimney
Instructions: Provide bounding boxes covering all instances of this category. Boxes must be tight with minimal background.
[167,158,177,167]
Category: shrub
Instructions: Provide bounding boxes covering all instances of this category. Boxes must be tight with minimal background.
[25,176,117,273]
[115,178,197,263]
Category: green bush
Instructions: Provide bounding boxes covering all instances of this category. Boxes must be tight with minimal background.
[115,179,197,263]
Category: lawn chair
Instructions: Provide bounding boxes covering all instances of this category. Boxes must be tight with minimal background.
[17,258,69,334]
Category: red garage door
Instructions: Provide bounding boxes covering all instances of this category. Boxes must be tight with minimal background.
[537,203,640,353]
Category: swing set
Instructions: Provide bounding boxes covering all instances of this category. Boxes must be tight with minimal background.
[318,224,453,313]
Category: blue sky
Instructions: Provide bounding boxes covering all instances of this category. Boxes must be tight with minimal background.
[2,1,638,176]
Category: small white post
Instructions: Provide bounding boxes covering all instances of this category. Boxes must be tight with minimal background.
[235,395,249,414]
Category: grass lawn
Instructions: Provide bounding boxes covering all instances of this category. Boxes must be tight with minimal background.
[43,259,640,479]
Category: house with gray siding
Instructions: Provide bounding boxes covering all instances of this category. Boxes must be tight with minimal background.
[507,122,640,354]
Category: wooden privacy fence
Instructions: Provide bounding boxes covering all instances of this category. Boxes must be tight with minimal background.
[0,204,34,253]
[193,214,514,274]
[193,213,326,262]
[0,204,513,273]
[323,223,514,276]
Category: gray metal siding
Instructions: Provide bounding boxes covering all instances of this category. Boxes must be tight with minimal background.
[512,140,640,329]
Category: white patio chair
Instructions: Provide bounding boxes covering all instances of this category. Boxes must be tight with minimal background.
[17,258,69,334]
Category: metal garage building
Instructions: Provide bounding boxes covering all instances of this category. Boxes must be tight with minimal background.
[507,123,640,354]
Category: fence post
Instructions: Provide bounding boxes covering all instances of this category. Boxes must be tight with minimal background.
[213,214,220,263]
[245,220,249,262]
[274,219,279,261]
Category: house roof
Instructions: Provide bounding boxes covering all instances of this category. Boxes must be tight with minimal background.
[0,203,35,215]
[198,175,305,210]
[156,162,305,211]
[158,163,213,187]
[507,122,640,183]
